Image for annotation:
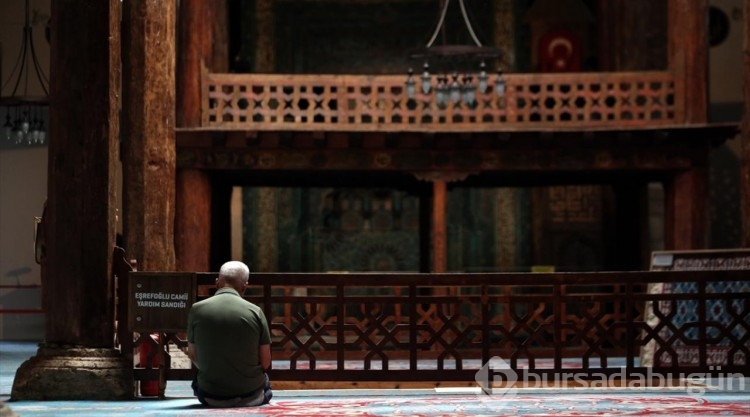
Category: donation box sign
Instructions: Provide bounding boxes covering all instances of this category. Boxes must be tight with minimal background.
[128,272,196,332]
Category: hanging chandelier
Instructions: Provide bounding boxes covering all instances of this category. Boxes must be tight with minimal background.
[1,0,49,147]
[406,0,505,107]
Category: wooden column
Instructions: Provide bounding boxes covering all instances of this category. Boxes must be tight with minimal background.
[43,0,120,347]
[743,0,750,247]
[176,0,227,126]
[432,179,447,273]
[121,0,177,271]
[664,168,709,250]
[176,0,209,127]
[212,1,229,72]
[416,172,474,273]
[597,0,667,71]
[597,0,664,262]
[419,187,432,273]
[495,189,518,271]
[11,0,132,401]
[175,0,224,271]
[175,171,211,271]
[663,0,709,251]
[668,0,708,123]
[249,0,278,272]
[493,0,515,70]
[256,188,278,272]
[255,0,275,72]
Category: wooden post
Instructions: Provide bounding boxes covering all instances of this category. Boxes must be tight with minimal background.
[43,0,120,347]
[176,0,212,127]
[175,0,223,271]
[255,0,275,72]
[257,187,278,272]
[597,0,664,263]
[664,0,709,251]
[419,186,432,273]
[121,0,177,271]
[493,0,515,70]
[668,0,708,123]
[597,0,667,71]
[743,0,750,247]
[175,171,211,271]
[663,168,709,250]
[432,179,447,273]
[247,1,278,272]
[11,0,133,401]
[495,189,518,271]
[415,171,474,273]
[211,1,229,72]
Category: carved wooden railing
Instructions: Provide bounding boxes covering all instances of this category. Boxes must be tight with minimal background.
[202,71,680,132]
[125,270,749,395]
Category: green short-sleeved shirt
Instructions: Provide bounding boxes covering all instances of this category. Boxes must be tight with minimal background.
[187,287,271,397]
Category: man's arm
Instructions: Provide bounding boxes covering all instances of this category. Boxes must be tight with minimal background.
[259,343,271,370]
[187,342,199,369]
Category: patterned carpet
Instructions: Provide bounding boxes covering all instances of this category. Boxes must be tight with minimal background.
[4,391,750,416]
[2,342,749,416]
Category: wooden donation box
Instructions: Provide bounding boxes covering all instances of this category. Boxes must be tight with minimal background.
[128,272,197,332]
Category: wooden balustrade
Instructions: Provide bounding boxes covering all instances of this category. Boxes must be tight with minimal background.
[201,71,679,132]
[124,270,750,394]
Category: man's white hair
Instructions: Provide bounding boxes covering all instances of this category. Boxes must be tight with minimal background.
[219,261,250,284]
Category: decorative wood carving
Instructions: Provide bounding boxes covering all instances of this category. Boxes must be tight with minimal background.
[126,270,750,387]
[201,71,678,131]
